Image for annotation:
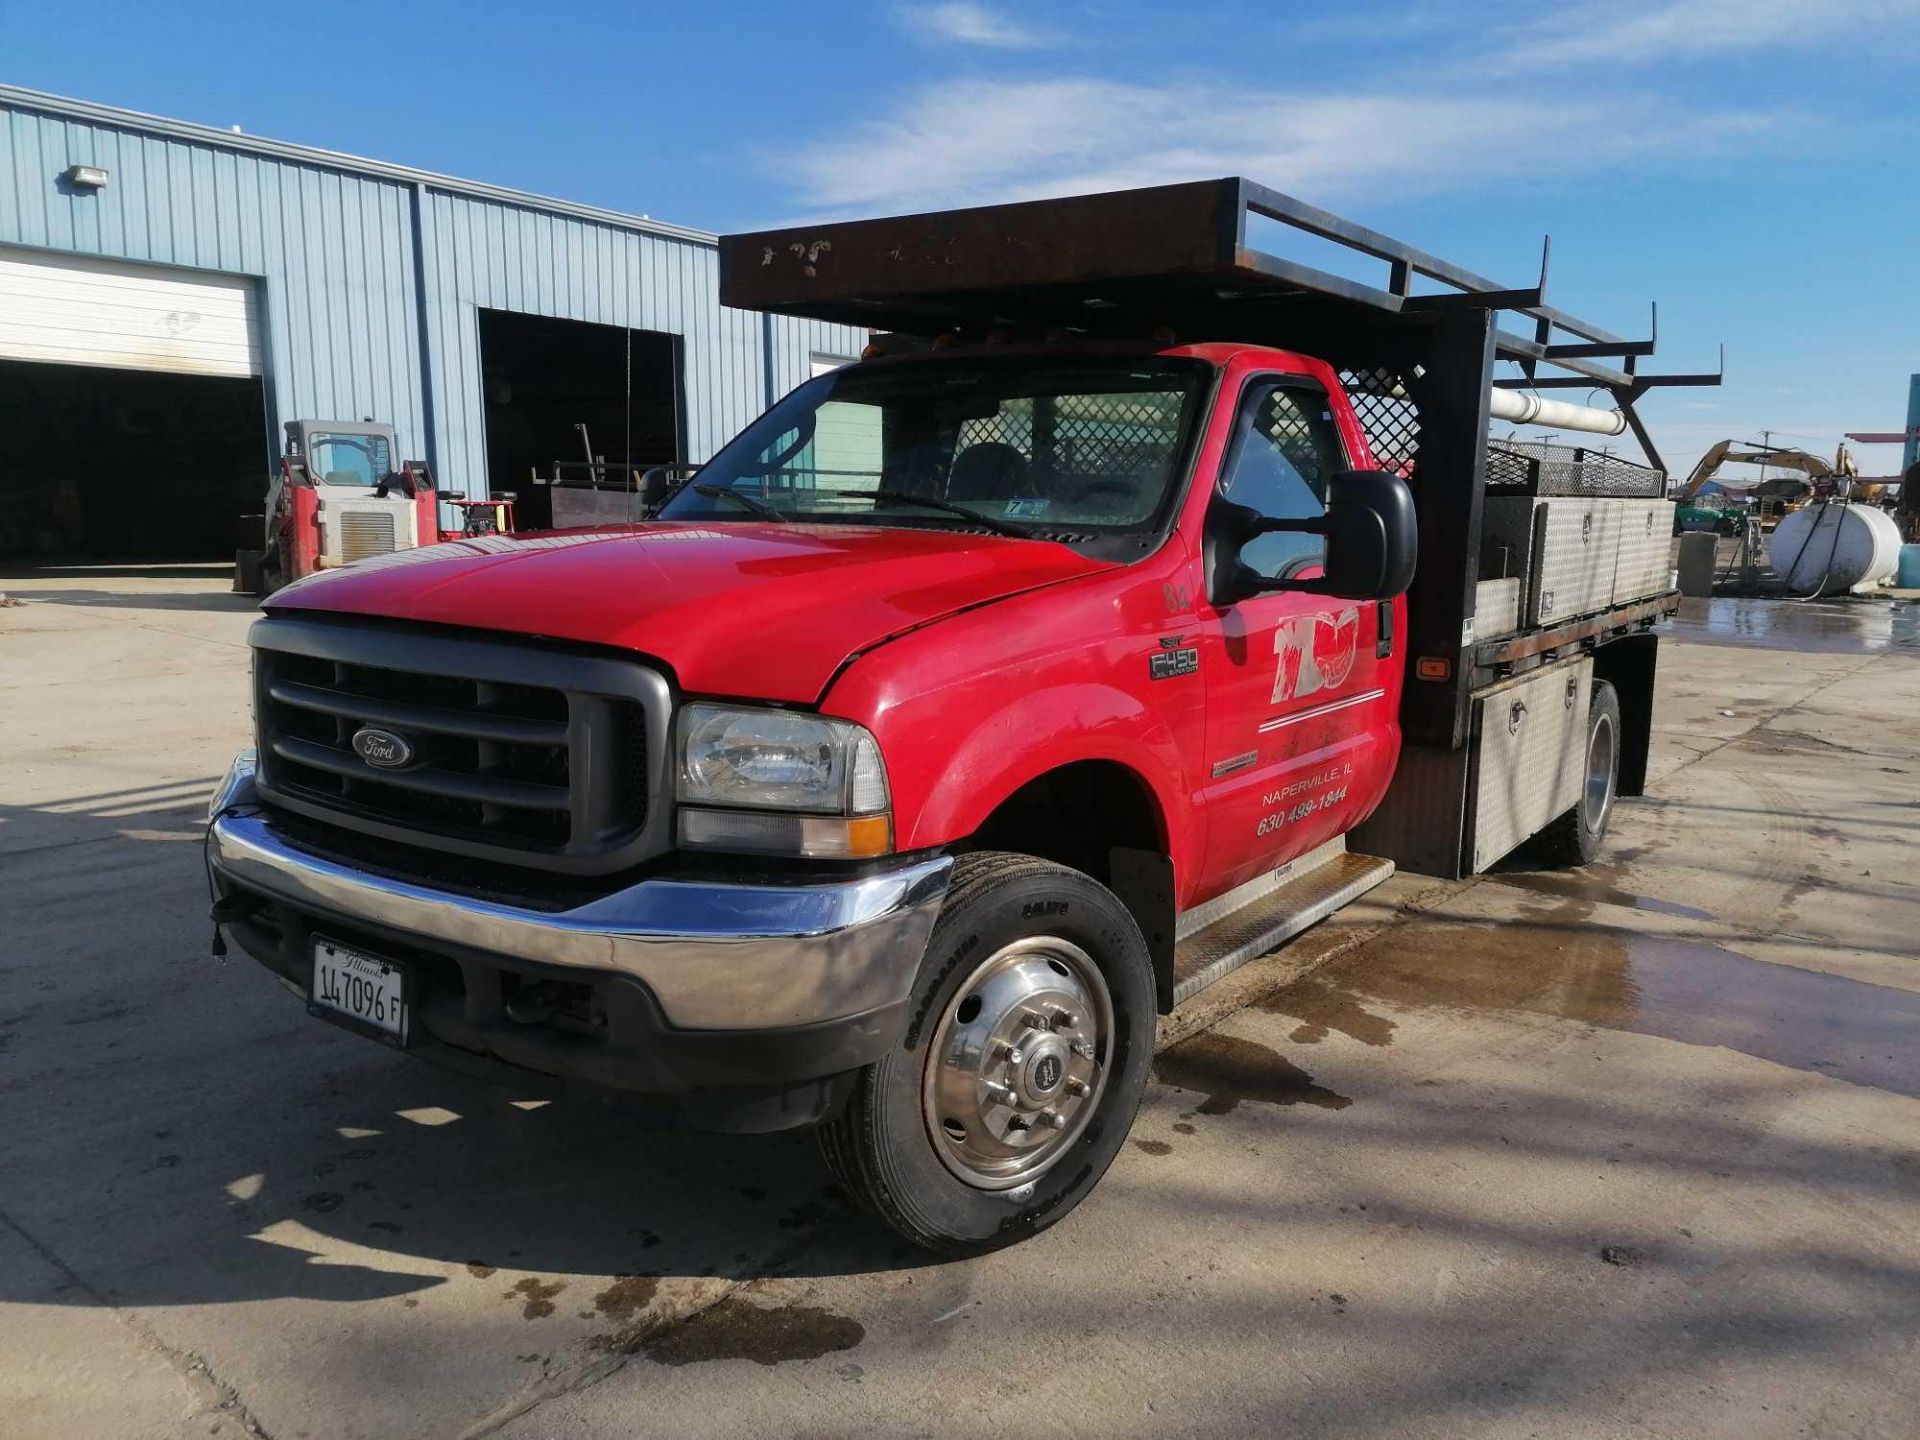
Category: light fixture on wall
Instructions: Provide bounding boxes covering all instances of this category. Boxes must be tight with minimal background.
[63,164,109,189]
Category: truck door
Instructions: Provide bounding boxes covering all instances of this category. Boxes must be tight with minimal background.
[1194,377,1397,899]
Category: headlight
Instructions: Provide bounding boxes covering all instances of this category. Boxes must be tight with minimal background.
[676,704,891,858]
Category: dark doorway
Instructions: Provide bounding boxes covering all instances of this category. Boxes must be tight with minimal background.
[477,311,681,530]
[0,358,269,563]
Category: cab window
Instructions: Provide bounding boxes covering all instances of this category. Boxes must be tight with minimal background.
[1217,383,1345,580]
[309,433,393,487]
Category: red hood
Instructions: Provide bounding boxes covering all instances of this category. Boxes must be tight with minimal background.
[265,522,1113,702]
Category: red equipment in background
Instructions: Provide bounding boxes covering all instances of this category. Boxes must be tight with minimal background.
[235,420,446,594]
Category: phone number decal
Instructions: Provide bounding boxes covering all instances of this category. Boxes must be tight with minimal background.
[1256,784,1349,836]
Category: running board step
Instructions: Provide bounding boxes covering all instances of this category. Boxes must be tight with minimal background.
[1169,853,1395,1007]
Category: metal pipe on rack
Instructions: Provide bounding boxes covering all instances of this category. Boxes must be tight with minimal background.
[1488,389,1628,436]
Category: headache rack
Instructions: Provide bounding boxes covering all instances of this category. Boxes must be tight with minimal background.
[1485,441,1666,499]
[722,177,1724,875]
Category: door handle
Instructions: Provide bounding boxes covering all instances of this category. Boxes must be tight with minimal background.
[1375,599,1394,659]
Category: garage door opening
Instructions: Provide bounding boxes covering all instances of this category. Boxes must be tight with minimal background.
[478,311,682,531]
[0,357,269,563]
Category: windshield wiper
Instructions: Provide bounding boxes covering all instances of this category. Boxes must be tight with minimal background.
[861,490,1032,539]
[692,483,788,521]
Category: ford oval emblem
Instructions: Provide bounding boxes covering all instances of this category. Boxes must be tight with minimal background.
[351,726,415,769]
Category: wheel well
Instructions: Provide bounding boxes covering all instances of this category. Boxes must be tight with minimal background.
[1592,633,1657,797]
[967,761,1176,1008]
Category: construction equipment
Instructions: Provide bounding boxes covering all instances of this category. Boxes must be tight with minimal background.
[1676,439,1856,495]
[234,420,443,594]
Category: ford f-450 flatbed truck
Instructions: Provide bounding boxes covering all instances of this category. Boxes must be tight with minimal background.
[206,179,1717,1253]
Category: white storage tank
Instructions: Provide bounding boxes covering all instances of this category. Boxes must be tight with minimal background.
[1769,501,1904,595]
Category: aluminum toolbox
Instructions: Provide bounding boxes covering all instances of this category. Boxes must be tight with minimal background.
[1468,656,1592,873]
[1610,498,1675,605]
[1474,577,1522,640]
[1483,495,1616,627]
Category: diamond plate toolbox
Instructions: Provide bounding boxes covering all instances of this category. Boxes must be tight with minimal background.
[1484,496,1615,627]
[1469,656,1592,872]
[1609,498,1675,605]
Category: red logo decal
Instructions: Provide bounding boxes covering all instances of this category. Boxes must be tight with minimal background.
[1272,606,1361,702]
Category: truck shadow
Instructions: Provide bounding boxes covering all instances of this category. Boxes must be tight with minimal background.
[113,1065,918,1308]
[0,564,258,613]
[0,778,918,1322]
[0,563,235,581]
[0,586,259,615]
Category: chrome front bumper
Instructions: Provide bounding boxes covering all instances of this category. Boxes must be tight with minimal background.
[206,753,951,1032]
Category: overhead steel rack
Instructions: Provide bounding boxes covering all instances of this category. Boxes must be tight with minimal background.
[721,176,1722,475]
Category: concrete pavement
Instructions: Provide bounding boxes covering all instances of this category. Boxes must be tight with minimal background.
[2,568,1915,1438]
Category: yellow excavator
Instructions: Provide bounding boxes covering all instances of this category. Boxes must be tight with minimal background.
[1676,440,1857,531]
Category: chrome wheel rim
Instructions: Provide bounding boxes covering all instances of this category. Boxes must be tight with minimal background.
[1584,710,1617,833]
[921,936,1114,1191]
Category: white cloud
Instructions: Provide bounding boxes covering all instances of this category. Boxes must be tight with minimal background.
[1487,0,1918,70]
[784,76,1773,217]
[897,2,1056,49]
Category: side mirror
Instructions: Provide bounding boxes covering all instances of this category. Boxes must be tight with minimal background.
[638,466,674,516]
[1210,469,1417,605]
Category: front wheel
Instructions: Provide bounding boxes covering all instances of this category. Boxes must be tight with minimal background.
[1534,679,1621,867]
[818,852,1156,1256]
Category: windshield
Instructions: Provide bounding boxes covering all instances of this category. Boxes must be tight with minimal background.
[659,356,1210,540]
[309,432,394,487]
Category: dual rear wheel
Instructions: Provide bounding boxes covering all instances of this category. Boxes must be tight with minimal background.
[1534,679,1622,866]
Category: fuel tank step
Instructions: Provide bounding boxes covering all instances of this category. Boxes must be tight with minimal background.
[1169,851,1396,1007]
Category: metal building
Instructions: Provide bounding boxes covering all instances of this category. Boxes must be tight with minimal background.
[0,83,864,561]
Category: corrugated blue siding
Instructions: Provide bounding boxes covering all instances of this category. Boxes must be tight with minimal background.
[0,103,426,453]
[418,192,865,482]
[0,90,863,498]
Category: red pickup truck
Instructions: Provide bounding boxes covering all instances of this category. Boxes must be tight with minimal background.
[207,180,1709,1253]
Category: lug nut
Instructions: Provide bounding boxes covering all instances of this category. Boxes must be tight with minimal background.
[1021,1011,1049,1030]
[1064,1077,1089,1098]
[1047,1006,1079,1029]
[982,1081,1017,1107]
[1038,1109,1067,1130]
[998,1043,1025,1065]
[1070,1039,1095,1059]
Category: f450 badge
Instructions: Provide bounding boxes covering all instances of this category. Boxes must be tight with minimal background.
[1150,642,1200,680]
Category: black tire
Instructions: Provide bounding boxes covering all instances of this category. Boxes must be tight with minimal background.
[1533,679,1621,867]
[818,851,1155,1256]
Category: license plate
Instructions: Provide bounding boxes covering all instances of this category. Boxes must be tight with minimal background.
[309,938,410,1045]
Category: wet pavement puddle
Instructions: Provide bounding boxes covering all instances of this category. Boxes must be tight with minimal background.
[1154,1032,1354,1114]
[639,1295,864,1367]
[1482,868,1715,921]
[1306,896,1920,1099]
[1669,596,1920,656]
[592,1274,661,1323]
[1154,890,1917,1115]
[1257,974,1397,1047]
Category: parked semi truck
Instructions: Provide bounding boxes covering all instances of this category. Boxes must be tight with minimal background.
[205,180,1714,1253]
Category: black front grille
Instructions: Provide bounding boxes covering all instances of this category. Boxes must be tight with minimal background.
[251,616,671,875]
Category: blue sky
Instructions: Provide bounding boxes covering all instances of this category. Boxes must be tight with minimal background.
[5,0,1918,476]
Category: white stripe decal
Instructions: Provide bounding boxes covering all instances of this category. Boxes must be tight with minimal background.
[1257,687,1387,733]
